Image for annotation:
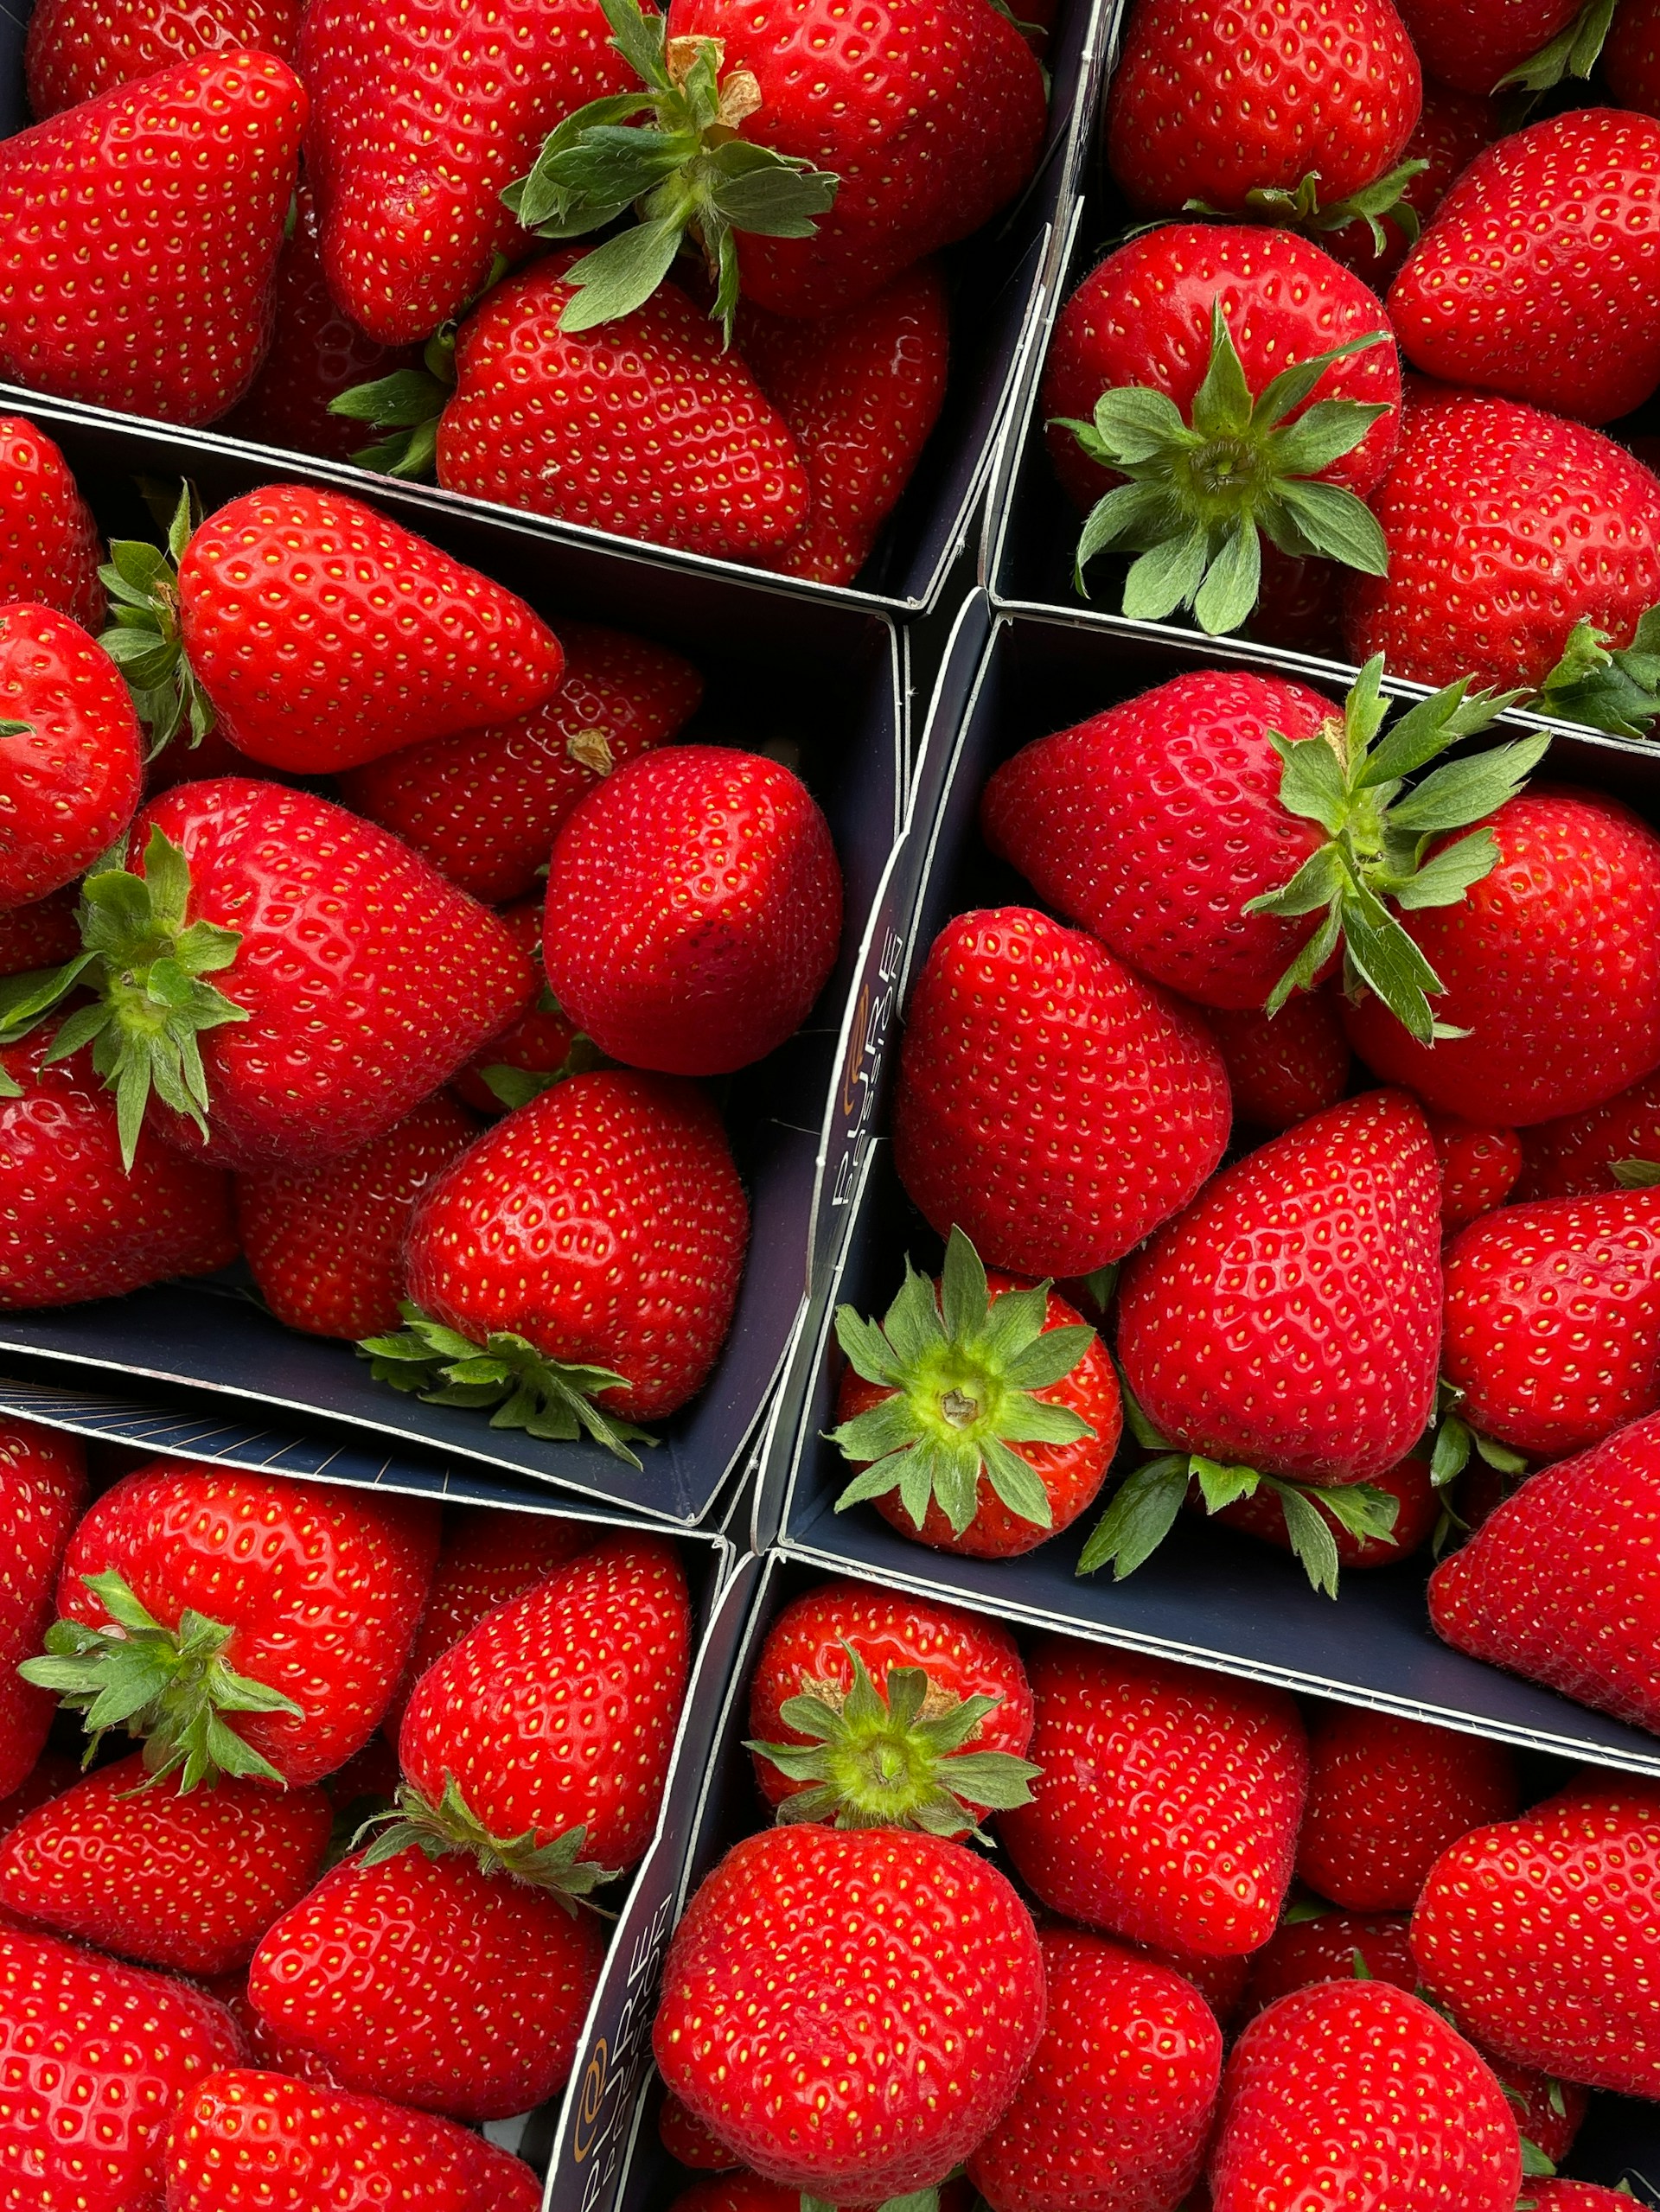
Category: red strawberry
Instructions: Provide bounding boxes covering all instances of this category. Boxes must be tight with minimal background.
[164,2068,540,2212]
[0,1924,245,2210]
[338,621,702,906]
[967,1929,1223,2212]
[999,1640,1309,1957]
[661,2095,740,2171]
[745,1575,1037,1832]
[0,417,102,628]
[1204,995,1352,1131]
[1428,1111,1523,1229]
[1296,1708,1518,1912]
[0,605,144,909]
[827,1230,1121,1559]
[1209,1450,1440,1571]
[1496,2062,1589,2168]
[652,1824,1045,2199]
[1522,2188,1635,2211]
[0,1750,80,1839]
[1607,0,1660,113]
[25,0,299,115]
[0,54,305,426]
[1324,83,1501,288]
[891,908,1230,1278]
[1393,0,1586,92]
[1129,1937,1252,2025]
[1411,1778,1660,2096]
[450,902,583,1115]
[1519,1070,1660,1197]
[236,1093,477,1340]
[1207,1980,1521,2209]
[1239,1909,1417,2020]
[543,745,841,1077]
[0,884,79,976]
[0,1418,86,1800]
[31,1460,437,1788]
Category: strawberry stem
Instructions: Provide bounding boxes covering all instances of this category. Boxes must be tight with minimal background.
[1534,607,1660,736]
[355,1775,620,1910]
[1184,159,1431,264]
[329,325,459,480]
[1497,0,1616,94]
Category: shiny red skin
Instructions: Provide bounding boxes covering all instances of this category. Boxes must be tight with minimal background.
[747,1578,1034,1811]
[1106,0,1419,214]
[0,1754,330,1975]
[437,260,811,562]
[164,2068,540,2212]
[1239,1910,1417,2022]
[340,621,703,906]
[1427,1111,1522,1229]
[58,1461,437,1786]
[1000,1640,1309,1958]
[236,1092,476,1340]
[26,0,297,113]
[1344,789,1660,1126]
[664,0,1045,319]
[405,1069,749,1421]
[131,779,534,1172]
[0,1031,238,1308]
[1204,994,1352,1131]
[1411,1780,1660,2097]
[1606,0,1660,115]
[1041,226,1401,517]
[0,603,143,910]
[451,902,579,1115]
[1522,2187,1638,2211]
[1210,1451,1440,1569]
[0,54,304,427]
[661,2094,741,2171]
[1118,1091,1442,1485]
[1208,1981,1521,2211]
[1296,1708,1518,1912]
[1519,1070,1660,1198]
[399,1534,690,1871]
[248,1845,607,2121]
[0,418,102,628]
[744,265,950,586]
[1342,391,1660,692]
[179,486,563,776]
[1126,1938,1251,2025]
[1394,0,1580,92]
[892,906,1231,1278]
[298,0,629,346]
[653,1823,1045,2198]
[0,1418,86,1800]
[967,1928,1223,2212]
[1493,2059,1589,2168]
[1429,1409,1660,1731]
[0,884,79,976]
[980,668,1336,1010]
[1325,83,1500,288]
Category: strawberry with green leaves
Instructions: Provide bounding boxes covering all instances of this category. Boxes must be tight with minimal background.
[0,604,144,912]
[1207,1450,1440,1575]
[1395,0,1613,96]
[1239,1909,1417,2022]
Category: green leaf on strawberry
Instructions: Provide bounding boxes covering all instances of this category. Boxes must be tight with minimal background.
[1184,158,1432,261]
[1534,607,1660,738]
[95,485,215,758]
[1496,0,1616,92]
[330,326,460,480]
[355,1773,619,1909]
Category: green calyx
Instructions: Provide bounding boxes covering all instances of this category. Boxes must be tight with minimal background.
[355,1774,618,1910]
[18,1569,303,1789]
[745,1642,1041,1839]
[479,1025,607,1112]
[1614,1159,1660,1189]
[96,484,214,758]
[501,0,839,341]
[827,1227,1099,1538]
[358,1300,657,1468]
[1497,0,1615,92]
[329,324,460,481]
[1534,608,1660,738]
[1184,160,1430,265]
[1428,1380,1528,1490]
[1243,653,1544,1042]
[1055,300,1395,632]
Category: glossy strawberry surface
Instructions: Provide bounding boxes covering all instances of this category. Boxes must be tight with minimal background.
[1519,1070,1660,1197]
[1239,1909,1416,2021]
[1427,1112,1522,1229]
[450,900,579,1114]
[1324,82,1500,288]
[25,0,299,114]
[1209,1450,1440,1569]
[1393,0,1580,91]
[0,604,143,909]
[0,418,102,628]
[1204,995,1352,1131]
[0,1418,86,1800]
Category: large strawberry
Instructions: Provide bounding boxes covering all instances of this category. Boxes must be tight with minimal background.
[0,418,102,627]
[0,1418,86,1799]
[652,1824,1045,2200]
[891,908,1231,1278]
[24,1460,437,1788]
[1520,1070,1660,1196]
[0,54,304,426]
[25,0,300,115]
[0,604,144,910]
[1205,994,1352,1131]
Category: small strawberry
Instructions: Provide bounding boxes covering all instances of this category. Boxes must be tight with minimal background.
[1393,0,1590,92]
[999,1640,1309,1958]
[661,2095,740,2171]
[1204,994,1352,1131]
[1209,1450,1440,1571]
[0,604,144,910]
[0,1418,86,1800]
[0,417,102,628]
[450,902,585,1114]
[1239,1908,1417,2020]
[25,0,300,116]
[0,885,79,976]
[1519,1070,1660,1197]
[1323,83,1501,288]
[1428,1110,1523,1229]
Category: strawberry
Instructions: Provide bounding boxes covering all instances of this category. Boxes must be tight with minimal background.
[1204,994,1352,1131]
[0,1754,330,1976]
[999,1640,1309,1957]
[1324,83,1501,288]
[1497,2062,1589,2169]
[744,1574,1038,1833]
[1207,1979,1521,2209]
[0,1924,245,2211]
[0,1418,86,1800]
[967,1929,1223,2212]
[891,908,1230,1278]
[25,0,300,116]
[543,745,841,1076]
[0,1750,80,1839]
[1410,1778,1660,2096]
[163,2069,540,2212]
[1395,0,1607,92]
[0,885,79,976]
[0,604,144,910]
[1428,1110,1523,1228]
[368,1070,748,1452]
[1239,1908,1418,2020]
[236,1093,478,1340]
[652,1824,1045,2199]
[1295,1708,1518,1912]
[27,1460,437,1788]
[1041,226,1400,631]
[1523,2189,1636,2211]
[0,418,102,628]
[661,2095,740,2171]
[826,1229,1121,1559]
[1607,0,1660,112]
[0,1030,238,1308]
[338,622,702,907]
[1209,1450,1440,1571]
[1519,1070,1660,1197]
[450,902,584,1114]
[0,54,304,426]
[1130,1938,1252,2025]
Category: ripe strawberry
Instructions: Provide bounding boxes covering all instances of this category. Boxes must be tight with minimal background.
[0,54,304,426]
[1130,1937,1251,2025]
[29,1460,437,1788]
[1393,0,1587,92]
[1496,2060,1589,2169]
[236,1093,477,1340]
[450,902,584,1114]
[1428,1111,1523,1229]
[1208,1980,1521,2209]
[0,1750,80,1839]
[653,1824,1044,2199]
[891,908,1230,1278]
[373,1070,749,1450]
[0,604,144,910]
[0,1418,86,1800]
[0,885,79,976]
[543,745,841,1076]
[0,1030,238,1308]
[1296,1708,1519,1912]
[1522,2189,1635,2211]
[745,1576,1038,1832]
[0,1924,245,2211]
[164,2069,540,2212]
[1519,1070,1660,1197]
[1204,995,1352,1131]
[827,1230,1121,1559]
[967,1928,1223,2212]
[1607,0,1660,112]
[25,0,300,115]
[338,622,702,906]
[0,418,102,628]
[1324,83,1501,288]
[999,1640,1309,1957]
[1411,1779,1660,2096]
[1209,1450,1440,1571]
[1239,1909,1417,2020]
[661,2095,740,2171]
